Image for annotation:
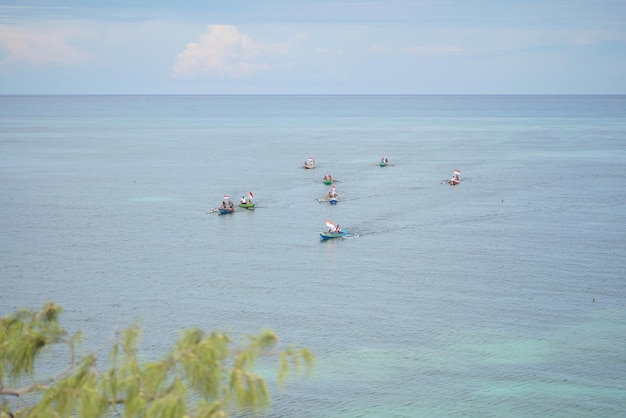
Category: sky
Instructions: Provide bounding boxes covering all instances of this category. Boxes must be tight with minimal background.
[0,0,625,94]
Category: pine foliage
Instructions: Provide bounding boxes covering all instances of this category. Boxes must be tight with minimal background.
[0,303,314,417]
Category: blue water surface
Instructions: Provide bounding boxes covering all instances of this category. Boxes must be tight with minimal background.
[1,95,625,417]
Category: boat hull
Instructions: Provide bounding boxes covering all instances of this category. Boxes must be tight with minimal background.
[323,179,332,185]
[218,208,235,215]
[238,203,256,209]
[320,231,346,240]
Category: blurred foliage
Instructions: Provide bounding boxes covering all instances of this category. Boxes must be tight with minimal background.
[0,303,314,417]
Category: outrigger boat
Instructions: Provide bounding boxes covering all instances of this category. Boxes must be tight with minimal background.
[320,220,346,240]
[320,231,346,240]
[446,169,461,186]
[303,157,316,169]
[218,195,235,214]
[238,191,255,209]
[319,185,340,204]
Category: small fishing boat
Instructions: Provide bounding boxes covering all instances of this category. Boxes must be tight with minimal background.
[379,155,389,166]
[320,231,346,240]
[303,157,316,169]
[238,192,256,209]
[320,220,345,240]
[448,169,461,186]
[319,185,339,204]
[218,195,235,214]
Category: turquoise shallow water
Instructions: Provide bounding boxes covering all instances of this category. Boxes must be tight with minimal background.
[1,95,625,416]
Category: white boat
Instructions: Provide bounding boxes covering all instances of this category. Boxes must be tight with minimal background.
[443,169,461,185]
[303,157,316,169]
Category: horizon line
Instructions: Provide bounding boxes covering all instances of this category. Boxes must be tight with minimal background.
[2,93,625,97]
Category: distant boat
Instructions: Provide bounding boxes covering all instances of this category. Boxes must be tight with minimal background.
[303,157,316,169]
[379,156,389,166]
[319,185,339,204]
[320,219,345,240]
[238,192,256,209]
[323,174,334,185]
[218,195,235,214]
[320,231,346,240]
[447,169,461,186]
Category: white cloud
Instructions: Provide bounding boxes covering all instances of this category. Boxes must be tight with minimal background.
[173,24,292,79]
[0,24,89,67]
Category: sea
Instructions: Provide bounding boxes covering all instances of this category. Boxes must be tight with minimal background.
[1,95,625,417]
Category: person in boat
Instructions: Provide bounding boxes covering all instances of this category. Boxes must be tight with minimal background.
[328,191,338,199]
[227,200,234,208]
[221,201,227,208]
[240,196,247,204]
[335,224,341,233]
[327,173,333,181]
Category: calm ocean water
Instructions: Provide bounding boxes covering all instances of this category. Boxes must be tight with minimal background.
[1,95,625,417]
